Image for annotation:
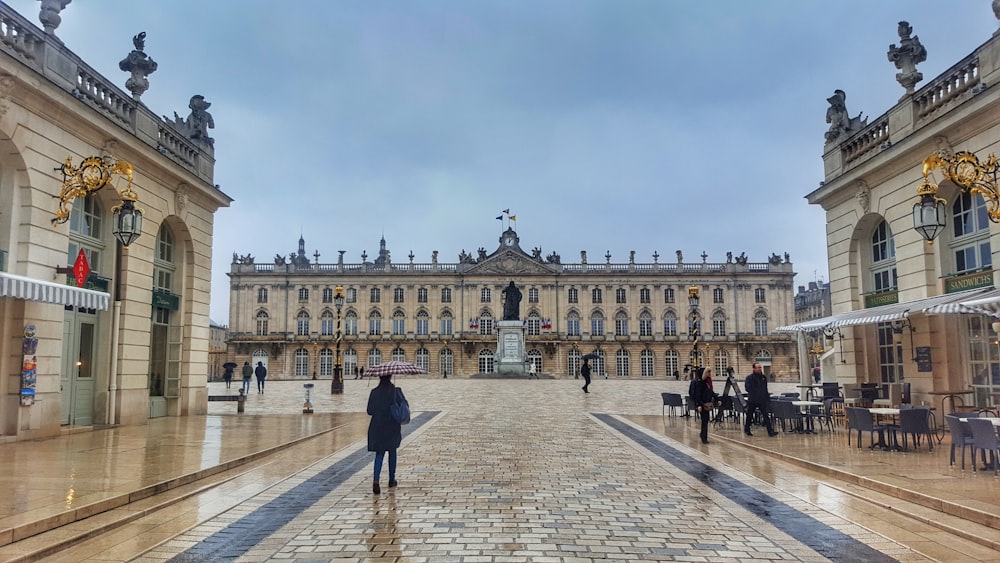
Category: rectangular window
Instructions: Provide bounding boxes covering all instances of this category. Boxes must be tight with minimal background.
[568,288,578,303]
[527,317,540,336]
[713,288,724,303]
[417,288,428,303]
[393,317,405,335]
[441,287,452,303]
[713,319,726,337]
[664,288,675,303]
[754,318,768,336]
[257,287,268,303]
[322,288,332,303]
[370,288,380,303]
[298,288,309,302]
[528,288,539,303]
[346,288,357,303]
[481,288,491,303]
[440,317,453,334]
[480,318,493,335]
[641,354,654,377]
[369,317,381,334]
[394,288,404,303]
[616,288,626,304]
[639,319,653,337]
[592,288,602,304]
[567,318,580,336]
[592,318,604,336]
[416,317,429,335]
[321,317,333,336]
[615,318,628,335]
[345,317,358,335]
[639,288,650,304]
[754,288,766,303]
[664,318,677,337]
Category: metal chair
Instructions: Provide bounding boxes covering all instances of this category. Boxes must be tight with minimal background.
[897,407,933,451]
[845,407,892,449]
[945,414,977,469]
[822,382,841,400]
[661,392,684,417]
[968,418,1000,475]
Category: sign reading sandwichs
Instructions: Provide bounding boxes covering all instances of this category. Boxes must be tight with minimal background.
[944,270,995,294]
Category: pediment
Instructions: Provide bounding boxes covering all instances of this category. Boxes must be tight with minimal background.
[464,250,556,275]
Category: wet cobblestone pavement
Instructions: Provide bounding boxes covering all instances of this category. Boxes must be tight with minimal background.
[132,379,932,562]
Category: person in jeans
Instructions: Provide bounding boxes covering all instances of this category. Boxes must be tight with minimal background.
[254,361,267,394]
[744,363,778,437]
[580,359,592,393]
[240,361,253,395]
[367,374,404,494]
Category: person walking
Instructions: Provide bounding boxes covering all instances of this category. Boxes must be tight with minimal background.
[529,362,538,379]
[580,359,592,393]
[744,362,778,437]
[222,364,233,389]
[367,374,404,494]
[254,361,267,394]
[240,361,253,395]
[692,367,718,444]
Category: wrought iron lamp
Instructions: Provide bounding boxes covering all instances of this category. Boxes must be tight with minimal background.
[824,326,846,363]
[913,151,1000,243]
[891,318,915,362]
[52,156,144,247]
[331,285,345,394]
[688,285,700,369]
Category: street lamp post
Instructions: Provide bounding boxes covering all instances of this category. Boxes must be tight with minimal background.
[52,155,144,247]
[688,285,700,370]
[332,285,345,394]
[912,150,1000,243]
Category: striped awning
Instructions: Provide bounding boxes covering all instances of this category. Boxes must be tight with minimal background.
[923,287,1000,316]
[0,271,110,310]
[775,288,994,332]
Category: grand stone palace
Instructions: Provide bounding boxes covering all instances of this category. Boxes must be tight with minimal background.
[226,229,797,380]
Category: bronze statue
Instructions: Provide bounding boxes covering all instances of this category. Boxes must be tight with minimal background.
[502,281,522,321]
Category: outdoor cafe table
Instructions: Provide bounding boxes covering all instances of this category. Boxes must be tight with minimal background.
[792,400,824,433]
[868,407,902,450]
[796,384,823,400]
[928,389,974,417]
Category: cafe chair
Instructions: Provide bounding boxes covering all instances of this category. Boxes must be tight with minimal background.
[822,382,841,401]
[661,392,684,417]
[945,414,977,469]
[846,407,893,449]
[897,407,934,452]
[968,418,1000,475]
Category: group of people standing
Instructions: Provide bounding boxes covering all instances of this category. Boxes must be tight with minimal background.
[687,362,778,444]
[221,361,268,394]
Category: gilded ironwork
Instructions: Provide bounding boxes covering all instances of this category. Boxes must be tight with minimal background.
[921,150,1000,223]
[52,155,135,226]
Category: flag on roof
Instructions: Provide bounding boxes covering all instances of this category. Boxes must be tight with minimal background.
[502,208,510,214]
[495,215,503,220]
[509,215,516,221]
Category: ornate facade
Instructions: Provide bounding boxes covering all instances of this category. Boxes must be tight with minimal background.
[791,6,1000,410]
[227,230,798,380]
[0,4,230,440]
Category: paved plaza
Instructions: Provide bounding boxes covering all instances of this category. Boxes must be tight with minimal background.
[1,377,999,562]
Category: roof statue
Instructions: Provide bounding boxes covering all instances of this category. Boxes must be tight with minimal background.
[887,21,926,97]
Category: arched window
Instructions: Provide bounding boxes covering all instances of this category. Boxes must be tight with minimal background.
[320,310,334,336]
[870,219,897,293]
[415,347,429,372]
[439,310,453,335]
[392,347,406,362]
[416,310,430,335]
[614,310,628,336]
[639,310,653,337]
[615,349,630,377]
[567,311,581,336]
[665,349,679,378]
[439,348,454,377]
[296,310,310,336]
[527,349,542,373]
[568,348,582,377]
[295,348,309,377]
[591,311,605,336]
[663,311,677,337]
[320,348,333,377]
[754,309,769,336]
[640,349,655,377]
[255,310,269,336]
[369,310,382,334]
[368,348,382,367]
[714,349,729,377]
[527,311,541,336]
[343,349,358,377]
[150,224,178,399]
[479,310,494,335]
[592,350,606,377]
[478,348,495,373]
[344,310,358,335]
[392,309,406,335]
[712,310,727,337]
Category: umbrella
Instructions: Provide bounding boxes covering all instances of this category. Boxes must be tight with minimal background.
[581,353,599,361]
[222,362,238,370]
[365,361,426,378]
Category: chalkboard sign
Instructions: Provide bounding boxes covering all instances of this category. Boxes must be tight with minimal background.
[915,346,932,372]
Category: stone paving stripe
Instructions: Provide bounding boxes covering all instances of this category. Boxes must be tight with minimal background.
[166,411,439,563]
[595,413,898,563]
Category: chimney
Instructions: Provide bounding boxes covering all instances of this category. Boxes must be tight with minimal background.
[808,282,818,290]
[798,285,805,293]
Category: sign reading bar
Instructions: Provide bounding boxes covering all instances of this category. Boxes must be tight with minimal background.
[865,290,898,308]
[944,270,995,294]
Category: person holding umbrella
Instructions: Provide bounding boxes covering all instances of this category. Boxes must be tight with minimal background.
[580,355,595,393]
[365,361,421,494]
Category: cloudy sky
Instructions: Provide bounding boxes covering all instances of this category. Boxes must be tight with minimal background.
[6,1,998,323]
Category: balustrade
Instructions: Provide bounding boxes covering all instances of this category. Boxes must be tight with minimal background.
[915,55,979,120]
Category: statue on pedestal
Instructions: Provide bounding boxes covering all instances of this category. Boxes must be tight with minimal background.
[887,21,926,97]
[502,281,522,321]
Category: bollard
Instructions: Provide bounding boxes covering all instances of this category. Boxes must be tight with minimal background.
[237,389,246,413]
[303,383,314,414]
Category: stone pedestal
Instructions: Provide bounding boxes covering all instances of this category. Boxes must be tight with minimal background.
[495,320,527,376]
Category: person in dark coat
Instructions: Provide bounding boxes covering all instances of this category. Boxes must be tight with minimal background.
[254,361,267,394]
[222,364,233,389]
[692,368,718,444]
[580,359,592,393]
[744,362,778,437]
[240,361,253,395]
[367,375,404,494]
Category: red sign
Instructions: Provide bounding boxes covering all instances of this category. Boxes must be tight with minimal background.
[72,249,90,288]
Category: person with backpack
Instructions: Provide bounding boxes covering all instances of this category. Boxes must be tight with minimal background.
[254,361,267,394]
[367,374,406,494]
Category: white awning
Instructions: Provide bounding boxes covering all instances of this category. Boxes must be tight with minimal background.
[0,271,110,310]
[924,287,1000,316]
[775,288,993,332]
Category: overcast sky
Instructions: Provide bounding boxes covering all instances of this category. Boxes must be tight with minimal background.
[6,1,998,324]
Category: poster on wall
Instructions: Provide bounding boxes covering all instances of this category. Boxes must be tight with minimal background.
[20,324,38,406]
